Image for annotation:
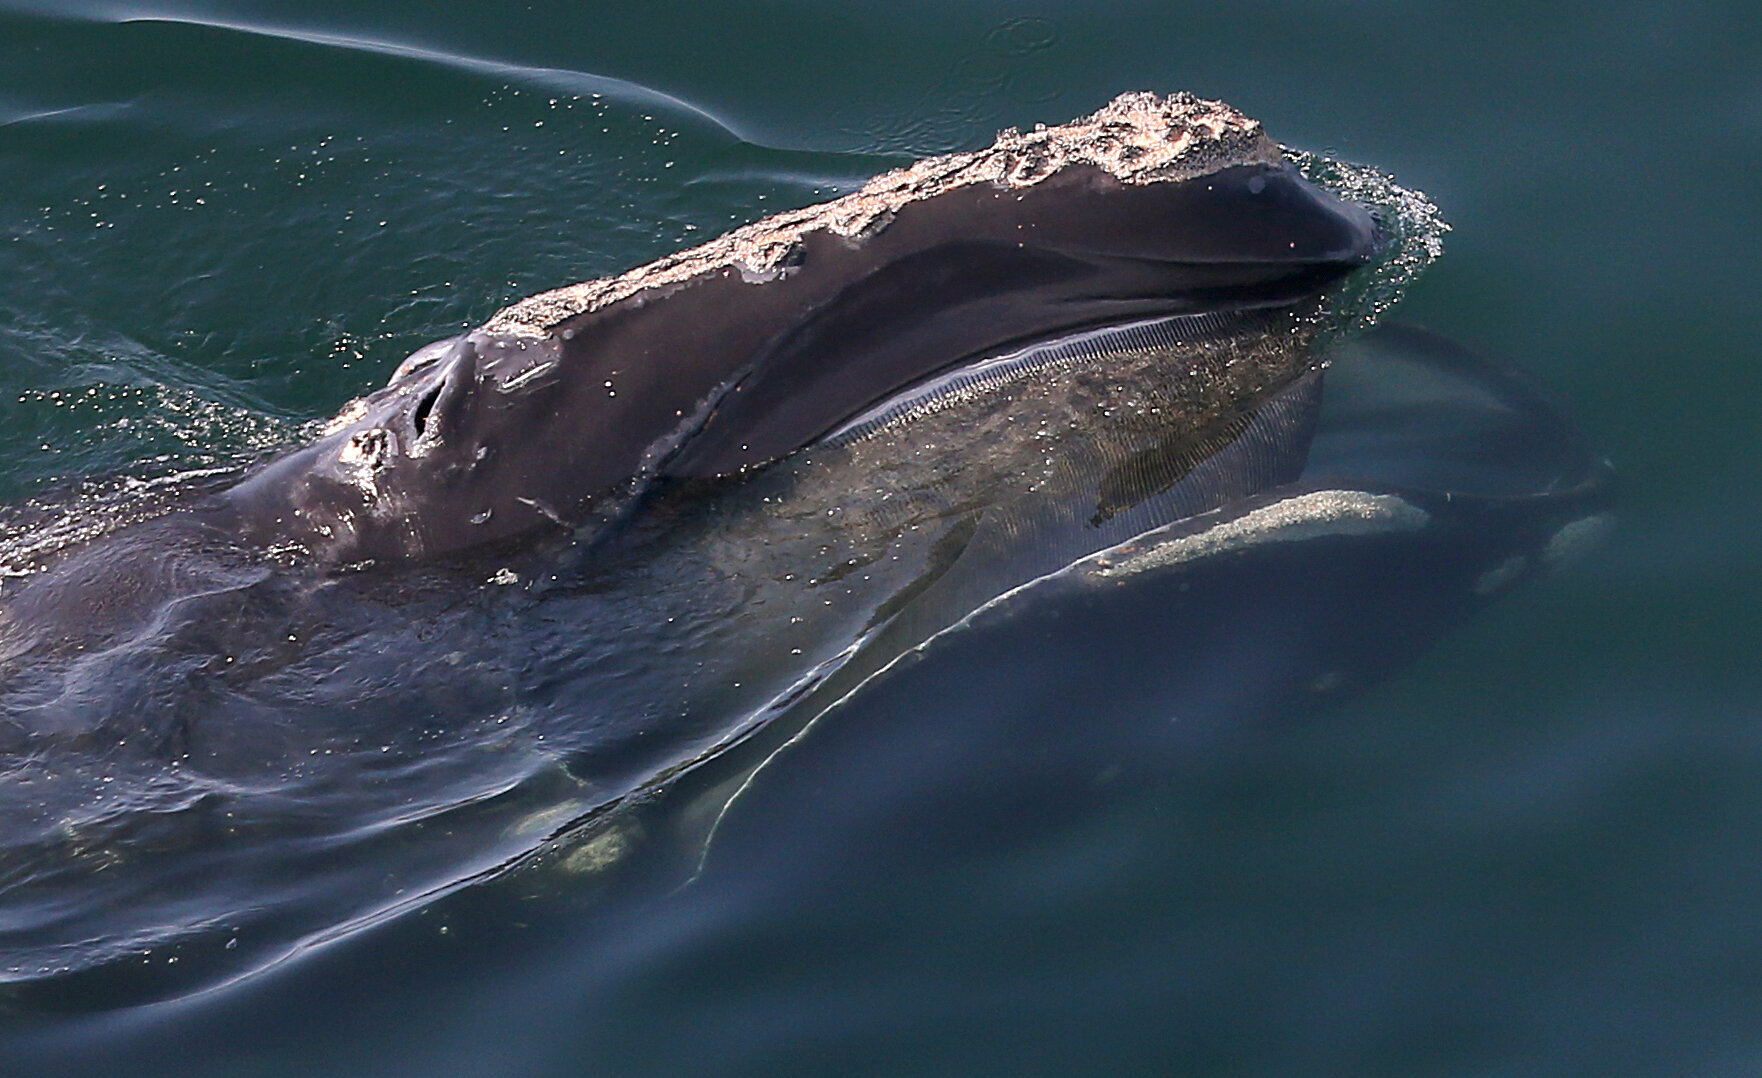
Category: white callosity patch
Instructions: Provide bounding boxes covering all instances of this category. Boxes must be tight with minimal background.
[1543,512,1616,567]
[559,825,635,875]
[481,92,1280,338]
[883,490,1431,665]
[504,799,591,839]
[1090,491,1432,579]
[319,396,373,437]
[335,427,396,498]
[1474,554,1531,596]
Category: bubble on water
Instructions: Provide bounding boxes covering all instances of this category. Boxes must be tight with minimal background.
[1288,147,1451,342]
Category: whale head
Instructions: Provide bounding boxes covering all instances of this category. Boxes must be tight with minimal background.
[219,93,1377,565]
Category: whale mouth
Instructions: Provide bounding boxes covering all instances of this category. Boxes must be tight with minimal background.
[816,308,1283,450]
[656,161,1378,480]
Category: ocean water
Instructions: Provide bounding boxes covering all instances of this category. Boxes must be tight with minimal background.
[2,2,1759,1076]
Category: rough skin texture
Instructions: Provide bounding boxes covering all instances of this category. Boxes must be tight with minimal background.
[482,92,1281,338]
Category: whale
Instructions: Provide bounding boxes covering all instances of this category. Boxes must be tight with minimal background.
[0,93,1608,1006]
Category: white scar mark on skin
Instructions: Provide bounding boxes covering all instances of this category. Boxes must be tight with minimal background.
[515,496,568,526]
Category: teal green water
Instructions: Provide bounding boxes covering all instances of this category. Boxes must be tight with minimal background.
[2,2,1759,1075]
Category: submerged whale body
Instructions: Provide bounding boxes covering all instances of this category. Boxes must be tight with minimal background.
[0,93,1608,1004]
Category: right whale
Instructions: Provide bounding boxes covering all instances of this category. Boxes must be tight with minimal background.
[0,94,1609,1006]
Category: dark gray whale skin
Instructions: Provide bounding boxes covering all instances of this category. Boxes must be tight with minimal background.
[217,160,1375,565]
